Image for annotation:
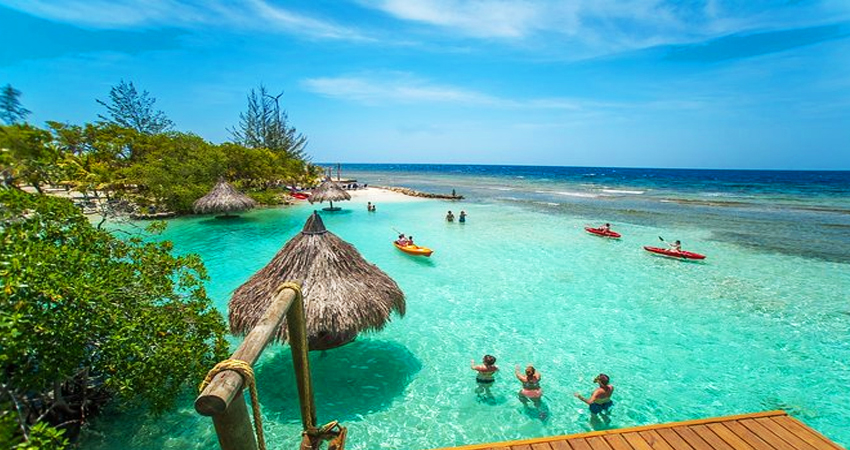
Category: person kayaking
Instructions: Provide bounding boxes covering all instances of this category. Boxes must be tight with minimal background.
[515,365,543,408]
[395,234,409,246]
[574,373,614,416]
[600,223,611,232]
[471,355,498,397]
[459,211,467,223]
[446,211,455,222]
[408,235,415,245]
[669,240,682,253]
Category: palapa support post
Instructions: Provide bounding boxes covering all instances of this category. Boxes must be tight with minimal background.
[195,282,316,450]
[286,282,316,431]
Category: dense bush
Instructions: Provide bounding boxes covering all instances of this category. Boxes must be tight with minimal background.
[0,188,229,448]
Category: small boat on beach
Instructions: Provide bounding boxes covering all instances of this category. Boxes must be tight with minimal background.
[643,246,706,260]
[291,192,310,200]
[394,242,434,257]
[585,227,621,238]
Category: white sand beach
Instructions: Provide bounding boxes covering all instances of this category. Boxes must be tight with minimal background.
[345,186,428,204]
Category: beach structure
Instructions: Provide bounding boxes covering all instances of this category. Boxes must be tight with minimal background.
[193,179,257,217]
[433,411,843,450]
[229,211,405,351]
[308,178,351,211]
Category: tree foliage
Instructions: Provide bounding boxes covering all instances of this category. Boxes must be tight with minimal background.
[0,85,31,125]
[0,188,229,448]
[0,124,59,193]
[231,85,308,160]
[96,80,174,135]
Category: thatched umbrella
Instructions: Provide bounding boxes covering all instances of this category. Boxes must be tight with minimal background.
[308,179,351,211]
[193,179,257,217]
[229,211,405,350]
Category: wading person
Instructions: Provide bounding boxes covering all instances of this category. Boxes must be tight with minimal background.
[574,373,614,416]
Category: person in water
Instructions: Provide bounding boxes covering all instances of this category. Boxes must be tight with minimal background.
[471,355,498,397]
[395,234,408,246]
[515,365,542,408]
[370,203,376,212]
[367,202,372,211]
[446,211,455,222]
[574,373,614,416]
[459,211,467,223]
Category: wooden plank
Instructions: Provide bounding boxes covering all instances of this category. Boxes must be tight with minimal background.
[738,419,798,450]
[672,426,714,450]
[429,412,789,450]
[550,440,572,450]
[605,434,637,450]
[623,432,657,450]
[532,443,554,450]
[639,430,677,450]
[689,424,735,450]
[588,436,615,450]
[570,438,595,450]
[771,416,844,450]
[512,444,533,450]
[723,421,774,450]
[706,423,757,450]
[753,418,818,450]
[656,428,695,450]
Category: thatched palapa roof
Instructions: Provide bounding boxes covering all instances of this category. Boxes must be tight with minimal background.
[229,211,405,350]
[308,179,351,205]
[193,180,257,215]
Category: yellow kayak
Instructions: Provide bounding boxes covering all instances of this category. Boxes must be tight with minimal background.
[393,241,434,257]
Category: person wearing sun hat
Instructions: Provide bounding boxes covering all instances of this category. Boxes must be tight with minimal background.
[574,373,614,415]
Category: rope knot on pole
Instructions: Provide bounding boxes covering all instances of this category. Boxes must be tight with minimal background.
[200,359,267,450]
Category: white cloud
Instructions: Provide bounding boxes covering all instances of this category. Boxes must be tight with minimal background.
[303,73,601,110]
[359,0,850,54]
[0,0,369,40]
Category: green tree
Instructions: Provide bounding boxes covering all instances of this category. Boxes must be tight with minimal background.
[0,85,31,125]
[230,85,308,160]
[0,124,59,193]
[124,132,225,212]
[96,80,174,135]
[0,188,228,447]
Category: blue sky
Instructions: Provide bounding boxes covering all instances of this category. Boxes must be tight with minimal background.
[1,1,849,169]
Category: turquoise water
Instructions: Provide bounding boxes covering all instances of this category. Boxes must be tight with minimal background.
[80,171,850,449]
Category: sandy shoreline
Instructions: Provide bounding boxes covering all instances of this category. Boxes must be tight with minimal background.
[345,186,429,204]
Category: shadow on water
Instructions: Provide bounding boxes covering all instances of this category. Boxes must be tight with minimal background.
[255,339,421,423]
[198,215,260,226]
[318,208,353,215]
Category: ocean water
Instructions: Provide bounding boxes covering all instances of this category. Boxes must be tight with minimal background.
[79,165,850,450]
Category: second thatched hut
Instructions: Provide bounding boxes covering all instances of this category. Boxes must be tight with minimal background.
[193,179,257,217]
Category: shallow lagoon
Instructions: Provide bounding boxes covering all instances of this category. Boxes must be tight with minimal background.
[81,187,850,449]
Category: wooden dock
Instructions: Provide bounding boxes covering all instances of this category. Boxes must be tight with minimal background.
[432,411,844,450]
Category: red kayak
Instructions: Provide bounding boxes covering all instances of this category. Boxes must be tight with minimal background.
[643,246,706,260]
[585,227,621,238]
[291,192,310,200]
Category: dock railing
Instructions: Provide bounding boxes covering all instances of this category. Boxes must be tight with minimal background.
[195,282,320,450]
